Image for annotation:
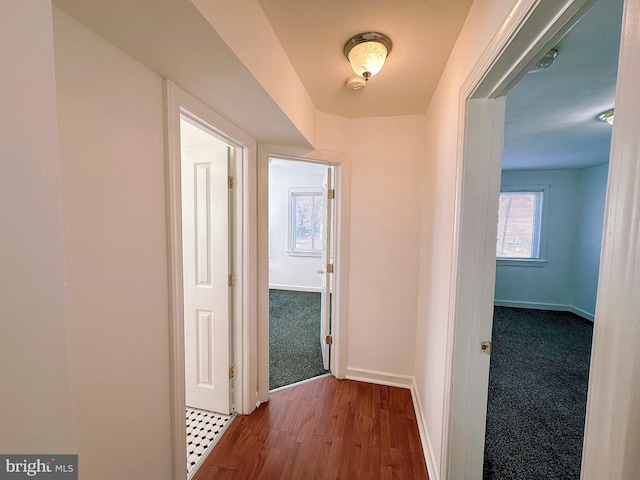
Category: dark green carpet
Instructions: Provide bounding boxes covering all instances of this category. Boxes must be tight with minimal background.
[483,307,594,479]
[269,289,328,390]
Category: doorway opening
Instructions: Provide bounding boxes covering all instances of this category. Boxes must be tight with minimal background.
[482,0,621,477]
[166,81,255,480]
[441,0,632,477]
[179,115,235,477]
[267,158,335,391]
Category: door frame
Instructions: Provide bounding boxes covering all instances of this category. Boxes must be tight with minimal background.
[443,0,606,478]
[165,80,257,479]
[447,0,640,477]
[257,144,351,403]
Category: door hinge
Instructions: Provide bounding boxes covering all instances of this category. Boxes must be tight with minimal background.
[326,263,334,274]
[228,176,234,189]
[480,341,492,355]
[228,273,236,287]
[328,189,335,200]
[325,335,333,345]
[229,365,234,379]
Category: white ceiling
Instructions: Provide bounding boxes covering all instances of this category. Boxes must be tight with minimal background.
[54,0,622,171]
[53,0,313,148]
[502,0,623,170]
[258,0,474,118]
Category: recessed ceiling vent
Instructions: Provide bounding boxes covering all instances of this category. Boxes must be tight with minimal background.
[529,49,558,73]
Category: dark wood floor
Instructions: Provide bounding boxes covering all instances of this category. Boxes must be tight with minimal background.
[193,375,429,480]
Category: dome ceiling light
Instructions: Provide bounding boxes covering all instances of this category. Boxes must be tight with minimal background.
[343,32,392,82]
[598,108,614,125]
[529,49,558,73]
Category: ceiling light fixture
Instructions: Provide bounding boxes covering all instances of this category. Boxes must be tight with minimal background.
[529,49,558,73]
[598,108,614,125]
[343,32,392,81]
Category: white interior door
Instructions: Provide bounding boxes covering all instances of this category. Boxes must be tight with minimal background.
[320,167,334,370]
[181,117,231,414]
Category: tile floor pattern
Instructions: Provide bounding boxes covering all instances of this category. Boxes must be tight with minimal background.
[186,407,233,475]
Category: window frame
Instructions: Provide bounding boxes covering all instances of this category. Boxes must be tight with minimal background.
[496,184,549,267]
[287,187,324,257]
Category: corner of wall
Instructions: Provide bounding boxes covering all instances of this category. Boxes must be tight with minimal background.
[411,378,441,480]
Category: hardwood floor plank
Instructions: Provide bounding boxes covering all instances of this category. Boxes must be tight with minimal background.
[193,376,429,480]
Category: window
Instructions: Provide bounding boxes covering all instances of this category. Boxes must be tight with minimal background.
[288,188,324,256]
[496,190,544,260]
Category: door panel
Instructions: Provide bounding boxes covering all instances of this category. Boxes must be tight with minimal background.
[181,117,231,414]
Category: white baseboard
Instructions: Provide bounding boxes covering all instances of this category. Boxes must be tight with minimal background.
[494,299,569,311]
[345,367,413,389]
[411,378,440,480]
[269,284,321,293]
[494,300,594,321]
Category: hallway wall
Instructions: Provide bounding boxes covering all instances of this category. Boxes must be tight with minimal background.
[54,10,172,479]
[0,1,75,453]
[414,0,522,475]
[315,112,424,379]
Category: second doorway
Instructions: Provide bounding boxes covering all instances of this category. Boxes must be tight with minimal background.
[268,158,335,390]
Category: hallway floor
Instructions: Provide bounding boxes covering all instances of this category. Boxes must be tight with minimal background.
[193,376,429,479]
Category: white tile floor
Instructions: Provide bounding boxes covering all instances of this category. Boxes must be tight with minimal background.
[186,407,233,476]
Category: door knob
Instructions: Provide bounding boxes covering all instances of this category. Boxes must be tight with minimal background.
[317,269,324,274]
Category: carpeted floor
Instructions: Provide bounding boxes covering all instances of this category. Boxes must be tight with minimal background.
[269,289,328,390]
[483,307,594,479]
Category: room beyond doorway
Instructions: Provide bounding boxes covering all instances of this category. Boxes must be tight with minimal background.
[269,289,328,389]
[267,158,336,390]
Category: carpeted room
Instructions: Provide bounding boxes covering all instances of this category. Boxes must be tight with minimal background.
[268,158,332,391]
[484,0,620,474]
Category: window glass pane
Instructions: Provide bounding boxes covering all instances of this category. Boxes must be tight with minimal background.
[292,192,324,254]
[313,195,324,251]
[496,192,541,259]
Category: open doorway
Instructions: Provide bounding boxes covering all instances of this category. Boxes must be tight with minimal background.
[443,0,640,476]
[267,158,335,390]
[166,81,255,480]
[483,0,622,477]
[179,116,235,477]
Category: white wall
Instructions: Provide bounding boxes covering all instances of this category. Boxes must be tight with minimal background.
[315,113,424,379]
[269,159,326,291]
[494,167,608,320]
[54,10,172,479]
[0,1,75,453]
[573,164,608,316]
[494,170,581,309]
[413,0,522,474]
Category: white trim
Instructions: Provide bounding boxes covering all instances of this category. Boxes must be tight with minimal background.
[257,144,351,404]
[411,378,440,480]
[268,373,332,394]
[494,299,569,310]
[569,306,594,322]
[165,81,257,480]
[582,0,640,475]
[496,258,547,267]
[494,300,595,321]
[345,367,413,389]
[444,0,597,479]
[268,284,322,293]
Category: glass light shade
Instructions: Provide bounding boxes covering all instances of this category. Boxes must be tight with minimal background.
[348,41,388,79]
[599,109,614,125]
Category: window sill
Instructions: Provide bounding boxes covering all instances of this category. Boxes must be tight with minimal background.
[496,258,547,267]
[286,250,322,258]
